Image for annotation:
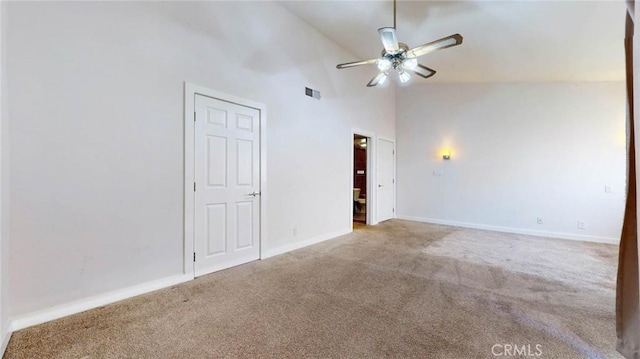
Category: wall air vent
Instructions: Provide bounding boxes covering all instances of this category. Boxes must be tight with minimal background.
[305,87,321,100]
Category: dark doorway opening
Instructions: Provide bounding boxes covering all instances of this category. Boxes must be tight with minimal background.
[353,135,368,226]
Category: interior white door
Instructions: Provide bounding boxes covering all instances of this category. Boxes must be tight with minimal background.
[194,94,260,277]
[377,138,395,222]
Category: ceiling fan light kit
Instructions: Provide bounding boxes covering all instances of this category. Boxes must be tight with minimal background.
[398,70,411,84]
[336,0,463,87]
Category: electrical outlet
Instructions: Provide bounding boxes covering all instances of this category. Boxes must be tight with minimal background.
[433,169,442,176]
[293,228,297,237]
[605,185,613,193]
[577,221,586,230]
[537,217,543,224]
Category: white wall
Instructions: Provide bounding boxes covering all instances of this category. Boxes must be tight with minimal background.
[0,0,9,351]
[397,82,626,242]
[5,1,395,318]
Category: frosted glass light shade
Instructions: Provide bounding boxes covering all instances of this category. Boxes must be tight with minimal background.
[398,71,410,83]
[377,59,392,71]
[402,58,418,70]
[378,73,388,85]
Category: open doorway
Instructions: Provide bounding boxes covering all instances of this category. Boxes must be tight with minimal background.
[353,135,368,228]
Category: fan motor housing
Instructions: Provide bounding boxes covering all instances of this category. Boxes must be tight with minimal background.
[382,43,410,69]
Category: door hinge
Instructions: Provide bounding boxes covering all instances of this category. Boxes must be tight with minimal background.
[392,208,395,213]
[194,111,196,121]
[193,252,196,262]
[392,150,395,155]
[194,182,196,192]
[392,179,395,184]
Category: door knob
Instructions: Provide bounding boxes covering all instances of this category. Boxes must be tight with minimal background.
[378,184,384,187]
[247,191,261,197]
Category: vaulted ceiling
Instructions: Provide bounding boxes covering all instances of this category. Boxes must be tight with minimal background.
[280,0,626,83]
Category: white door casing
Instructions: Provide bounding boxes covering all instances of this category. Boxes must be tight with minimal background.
[377,138,395,222]
[193,94,261,277]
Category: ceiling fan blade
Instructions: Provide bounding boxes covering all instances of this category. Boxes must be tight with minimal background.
[411,64,437,79]
[407,34,463,58]
[378,27,399,54]
[367,72,388,87]
[336,58,378,69]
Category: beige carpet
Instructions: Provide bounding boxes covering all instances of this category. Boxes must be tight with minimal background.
[4,220,622,358]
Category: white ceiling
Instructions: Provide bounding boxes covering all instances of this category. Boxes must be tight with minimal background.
[279,0,626,83]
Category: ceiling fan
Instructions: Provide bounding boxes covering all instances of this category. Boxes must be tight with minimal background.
[336,0,463,87]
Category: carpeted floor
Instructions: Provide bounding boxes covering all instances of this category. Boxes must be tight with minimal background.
[4,220,622,358]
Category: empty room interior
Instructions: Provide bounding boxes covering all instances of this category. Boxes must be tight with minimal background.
[1,0,639,358]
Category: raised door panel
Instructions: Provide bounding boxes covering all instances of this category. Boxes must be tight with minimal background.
[206,204,227,256]
[236,202,254,250]
[207,108,228,127]
[207,136,227,187]
[236,139,253,187]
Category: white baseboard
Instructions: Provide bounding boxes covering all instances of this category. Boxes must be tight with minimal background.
[396,215,619,244]
[7,228,352,334]
[1,324,11,357]
[9,273,193,332]
[261,228,352,259]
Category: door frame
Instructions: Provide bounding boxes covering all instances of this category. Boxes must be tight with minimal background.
[183,82,267,278]
[351,129,377,227]
[377,137,396,222]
